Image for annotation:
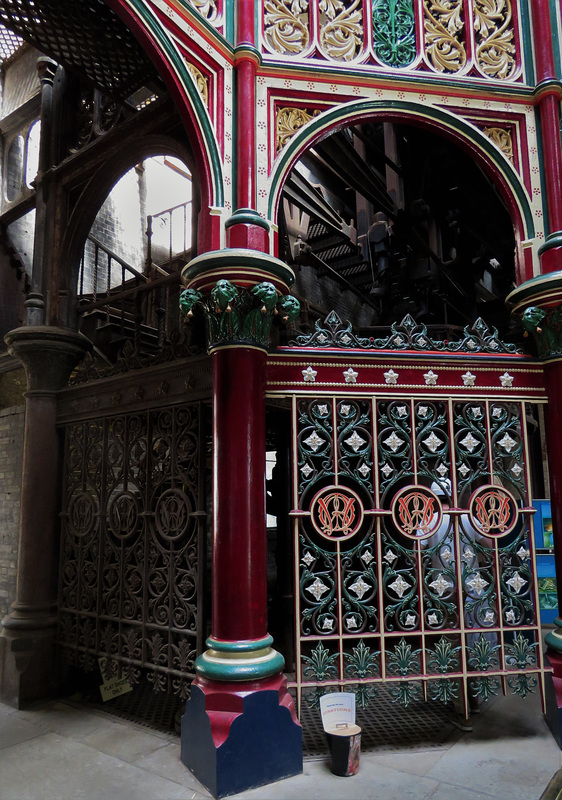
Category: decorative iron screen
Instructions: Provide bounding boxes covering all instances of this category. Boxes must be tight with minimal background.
[290,395,548,716]
[58,402,205,699]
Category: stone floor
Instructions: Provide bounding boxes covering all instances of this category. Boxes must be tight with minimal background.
[0,686,560,800]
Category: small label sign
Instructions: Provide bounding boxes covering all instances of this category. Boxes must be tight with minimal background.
[98,657,133,702]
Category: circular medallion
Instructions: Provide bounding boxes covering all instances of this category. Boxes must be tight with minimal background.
[155,488,191,541]
[310,486,364,541]
[107,490,139,539]
[391,485,443,540]
[468,484,518,537]
[68,490,97,537]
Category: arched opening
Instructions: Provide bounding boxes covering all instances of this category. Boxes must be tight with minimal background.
[75,154,195,360]
[277,119,520,344]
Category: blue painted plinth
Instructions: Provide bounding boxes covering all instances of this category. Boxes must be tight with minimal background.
[181,683,303,798]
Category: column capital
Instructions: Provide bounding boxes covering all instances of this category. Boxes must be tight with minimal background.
[180,249,299,350]
[507,275,562,360]
[4,326,92,392]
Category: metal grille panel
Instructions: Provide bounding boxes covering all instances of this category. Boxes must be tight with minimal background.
[290,395,547,717]
[58,402,205,699]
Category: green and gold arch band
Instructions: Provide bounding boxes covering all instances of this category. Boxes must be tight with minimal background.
[195,635,286,681]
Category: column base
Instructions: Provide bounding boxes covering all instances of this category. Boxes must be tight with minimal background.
[0,625,56,707]
[181,673,303,798]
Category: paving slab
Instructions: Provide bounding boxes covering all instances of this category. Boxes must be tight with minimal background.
[0,732,190,800]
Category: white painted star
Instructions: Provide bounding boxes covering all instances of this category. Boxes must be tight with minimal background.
[384,549,398,564]
[511,463,523,478]
[506,571,527,594]
[462,371,476,387]
[306,578,329,601]
[317,404,329,415]
[397,406,408,417]
[436,463,448,478]
[424,370,438,386]
[505,609,516,623]
[381,463,394,477]
[358,463,370,477]
[349,577,370,599]
[441,547,453,563]
[362,551,374,565]
[302,366,317,383]
[424,432,443,453]
[427,613,439,626]
[390,575,410,598]
[384,369,398,385]
[500,372,514,388]
[302,551,314,566]
[499,433,516,453]
[405,614,416,627]
[460,433,480,452]
[430,574,453,596]
[322,617,334,631]
[458,463,471,478]
[301,464,313,478]
[384,432,404,452]
[517,546,529,561]
[471,406,483,419]
[484,610,495,624]
[345,431,366,452]
[466,574,489,596]
[347,616,358,629]
[340,404,351,415]
[304,431,325,451]
[491,407,502,418]
[418,406,429,417]
[343,367,358,384]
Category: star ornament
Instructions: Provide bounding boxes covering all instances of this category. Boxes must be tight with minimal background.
[343,367,358,384]
[302,366,317,383]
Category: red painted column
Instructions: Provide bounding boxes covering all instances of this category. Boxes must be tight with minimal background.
[212,346,267,641]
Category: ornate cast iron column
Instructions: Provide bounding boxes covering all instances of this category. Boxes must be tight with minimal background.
[178,248,302,798]
[508,279,562,744]
[0,327,90,706]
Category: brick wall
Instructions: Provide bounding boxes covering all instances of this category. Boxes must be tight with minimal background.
[0,405,24,620]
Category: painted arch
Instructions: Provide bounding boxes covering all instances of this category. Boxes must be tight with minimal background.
[268,100,536,282]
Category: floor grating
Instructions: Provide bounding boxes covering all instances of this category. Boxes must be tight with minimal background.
[76,679,459,759]
[298,685,459,759]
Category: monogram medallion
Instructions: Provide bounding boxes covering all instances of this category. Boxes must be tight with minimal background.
[391,485,443,539]
[310,485,364,540]
[468,484,518,537]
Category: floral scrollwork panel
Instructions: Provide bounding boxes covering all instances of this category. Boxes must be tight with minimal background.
[276,107,320,153]
[319,0,364,61]
[264,0,311,54]
[372,0,416,67]
[473,0,516,79]
[423,0,467,73]
[482,127,514,162]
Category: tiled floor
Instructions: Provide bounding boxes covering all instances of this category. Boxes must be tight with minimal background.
[0,688,560,800]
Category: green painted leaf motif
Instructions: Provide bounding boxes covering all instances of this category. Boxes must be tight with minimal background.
[470,675,500,701]
[389,680,420,706]
[429,678,459,703]
[505,633,538,670]
[344,639,380,678]
[467,634,500,671]
[352,682,377,709]
[302,641,339,681]
[508,673,537,699]
[387,637,421,676]
[427,636,460,674]
[372,0,416,67]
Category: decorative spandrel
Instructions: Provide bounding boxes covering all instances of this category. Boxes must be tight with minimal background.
[290,394,546,716]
